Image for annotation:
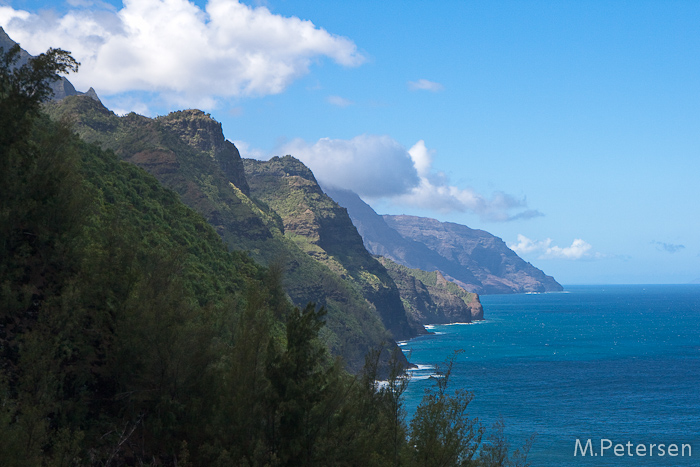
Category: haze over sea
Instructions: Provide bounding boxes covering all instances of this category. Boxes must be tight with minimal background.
[400,285,700,466]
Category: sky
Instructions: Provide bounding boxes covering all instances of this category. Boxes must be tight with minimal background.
[1,0,699,285]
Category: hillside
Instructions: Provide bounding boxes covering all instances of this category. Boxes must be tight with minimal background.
[377,257,483,327]
[324,186,562,294]
[243,156,420,341]
[1,107,295,463]
[6,94,508,467]
[384,215,563,293]
[46,96,417,370]
[1,28,533,467]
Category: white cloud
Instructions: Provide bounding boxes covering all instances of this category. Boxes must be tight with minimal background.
[0,7,30,23]
[544,238,593,260]
[408,78,444,92]
[281,136,540,222]
[397,140,542,222]
[280,134,420,198]
[0,0,364,110]
[327,95,353,107]
[408,139,433,177]
[234,140,267,160]
[510,234,596,260]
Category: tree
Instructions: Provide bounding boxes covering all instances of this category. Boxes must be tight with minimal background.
[266,303,335,464]
[0,44,79,146]
[0,44,86,467]
[475,418,534,467]
[408,351,484,467]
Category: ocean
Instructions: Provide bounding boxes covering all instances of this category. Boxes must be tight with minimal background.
[399,285,700,466]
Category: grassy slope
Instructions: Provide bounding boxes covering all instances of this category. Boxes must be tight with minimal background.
[377,257,484,325]
[45,96,399,371]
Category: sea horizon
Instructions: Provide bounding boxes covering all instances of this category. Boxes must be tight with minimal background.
[401,284,700,466]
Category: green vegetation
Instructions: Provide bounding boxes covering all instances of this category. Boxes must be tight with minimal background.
[1,46,531,466]
[378,258,484,325]
[244,156,420,342]
[45,97,400,372]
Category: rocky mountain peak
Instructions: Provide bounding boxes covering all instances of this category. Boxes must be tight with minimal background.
[266,155,321,182]
[1,26,100,103]
[159,110,225,152]
[158,109,250,195]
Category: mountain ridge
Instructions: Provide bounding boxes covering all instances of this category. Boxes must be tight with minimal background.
[46,95,421,371]
[323,185,562,294]
[244,156,421,341]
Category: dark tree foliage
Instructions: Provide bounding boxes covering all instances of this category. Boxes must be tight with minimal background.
[0,46,532,466]
[0,44,78,147]
[409,352,483,466]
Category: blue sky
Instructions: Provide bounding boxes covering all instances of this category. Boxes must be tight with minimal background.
[2,0,699,284]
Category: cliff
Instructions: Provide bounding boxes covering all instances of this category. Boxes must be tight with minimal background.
[384,215,563,293]
[323,186,562,294]
[46,97,271,248]
[45,96,411,371]
[244,156,421,341]
[378,257,483,327]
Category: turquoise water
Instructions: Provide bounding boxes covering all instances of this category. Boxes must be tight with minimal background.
[400,285,700,466]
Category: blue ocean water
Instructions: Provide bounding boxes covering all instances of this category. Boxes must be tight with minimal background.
[400,285,700,466]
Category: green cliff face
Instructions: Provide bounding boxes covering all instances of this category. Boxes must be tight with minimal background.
[377,257,483,327]
[45,97,271,250]
[244,156,421,342]
[45,96,410,371]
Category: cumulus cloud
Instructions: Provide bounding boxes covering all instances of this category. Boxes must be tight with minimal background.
[281,136,540,221]
[0,0,364,110]
[395,141,542,222]
[408,78,444,92]
[280,135,420,198]
[652,241,685,253]
[327,95,353,107]
[509,234,597,260]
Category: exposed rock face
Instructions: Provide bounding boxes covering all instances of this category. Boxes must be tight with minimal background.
[158,110,250,196]
[45,97,410,372]
[384,215,563,294]
[324,186,562,294]
[245,156,421,341]
[434,271,484,321]
[45,97,270,247]
[378,257,484,327]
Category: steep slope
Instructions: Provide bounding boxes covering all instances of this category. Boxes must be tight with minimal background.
[1,109,295,464]
[377,257,483,327]
[385,215,563,293]
[46,97,271,249]
[244,156,420,341]
[45,96,406,371]
[324,186,562,294]
[323,186,478,281]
